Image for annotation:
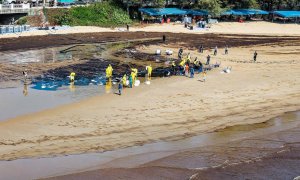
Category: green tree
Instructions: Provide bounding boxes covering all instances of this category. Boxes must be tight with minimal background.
[284,0,300,10]
[197,0,223,16]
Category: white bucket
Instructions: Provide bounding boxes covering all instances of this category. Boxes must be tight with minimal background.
[134,80,140,86]
[155,49,161,55]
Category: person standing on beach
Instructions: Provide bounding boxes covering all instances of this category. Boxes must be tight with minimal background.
[198,61,203,73]
[126,24,129,31]
[199,45,204,53]
[118,81,123,95]
[214,46,218,56]
[146,65,152,80]
[131,68,138,83]
[129,75,133,88]
[225,45,228,55]
[185,64,189,77]
[190,64,195,78]
[122,74,127,87]
[106,64,113,79]
[178,47,183,59]
[171,61,176,75]
[69,72,76,82]
[22,70,28,83]
[254,51,258,62]
[187,53,191,63]
[206,55,211,65]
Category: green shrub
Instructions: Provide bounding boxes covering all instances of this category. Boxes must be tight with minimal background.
[17,17,28,25]
[53,1,132,27]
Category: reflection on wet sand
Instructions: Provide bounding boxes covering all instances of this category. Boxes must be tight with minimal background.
[23,83,28,96]
[105,78,112,94]
[69,82,76,92]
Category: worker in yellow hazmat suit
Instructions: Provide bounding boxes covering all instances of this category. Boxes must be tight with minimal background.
[122,74,127,87]
[187,53,191,61]
[146,65,152,80]
[106,64,113,78]
[131,68,138,83]
[179,58,186,67]
[70,72,76,82]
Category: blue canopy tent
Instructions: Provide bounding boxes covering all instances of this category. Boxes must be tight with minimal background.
[221,9,268,16]
[273,11,300,18]
[185,9,209,16]
[221,10,244,16]
[139,8,187,16]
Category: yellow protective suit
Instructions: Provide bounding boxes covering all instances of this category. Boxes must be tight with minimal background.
[131,71,136,83]
[131,68,138,82]
[172,61,176,67]
[146,65,152,80]
[187,53,191,61]
[179,58,186,67]
[122,74,127,86]
[106,65,113,78]
[70,72,76,82]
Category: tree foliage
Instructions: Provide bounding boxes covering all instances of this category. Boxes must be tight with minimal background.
[120,0,300,10]
[54,1,132,27]
[196,0,223,16]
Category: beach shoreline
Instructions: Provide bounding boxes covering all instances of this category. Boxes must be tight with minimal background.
[0,42,299,160]
[43,111,300,180]
[0,22,300,40]
[0,21,299,179]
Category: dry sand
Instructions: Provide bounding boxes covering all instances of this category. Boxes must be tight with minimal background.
[1,21,300,39]
[0,41,299,161]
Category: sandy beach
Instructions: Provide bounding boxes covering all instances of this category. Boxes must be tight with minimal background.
[0,21,299,179]
[0,38,299,161]
[0,21,300,39]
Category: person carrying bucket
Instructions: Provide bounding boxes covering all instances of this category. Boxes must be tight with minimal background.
[146,65,152,80]
[69,72,76,82]
[106,64,113,79]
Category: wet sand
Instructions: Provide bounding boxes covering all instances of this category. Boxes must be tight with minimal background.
[1,32,299,87]
[0,39,299,161]
[45,112,300,180]
[0,23,299,179]
[0,111,298,180]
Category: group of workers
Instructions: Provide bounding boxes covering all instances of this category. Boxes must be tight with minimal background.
[176,49,207,81]
[67,45,259,95]
[108,64,152,95]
